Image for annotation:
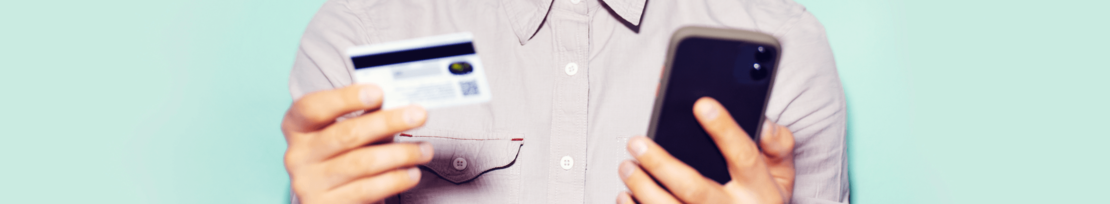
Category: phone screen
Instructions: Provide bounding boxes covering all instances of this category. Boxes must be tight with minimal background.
[650,36,778,184]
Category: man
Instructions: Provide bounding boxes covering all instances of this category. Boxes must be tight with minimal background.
[281,0,847,203]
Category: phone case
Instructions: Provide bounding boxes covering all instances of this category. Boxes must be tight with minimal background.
[647,26,782,184]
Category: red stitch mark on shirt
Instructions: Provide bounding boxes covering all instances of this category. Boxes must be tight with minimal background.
[396,133,524,141]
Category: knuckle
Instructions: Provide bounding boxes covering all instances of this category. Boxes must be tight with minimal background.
[382,112,404,131]
[675,183,711,203]
[301,108,330,125]
[293,101,332,125]
[402,144,422,163]
[284,149,306,169]
[289,100,314,120]
[283,108,313,133]
[390,171,406,189]
[319,123,361,152]
[734,147,761,168]
[724,125,746,138]
[280,115,295,132]
[289,181,305,195]
[377,146,413,167]
[386,109,415,130]
[333,124,363,149]
[283,130,305,145]
[391,170,415,189]
[289,179,316,201]
[351,149,378,168]
[638,156,663,172]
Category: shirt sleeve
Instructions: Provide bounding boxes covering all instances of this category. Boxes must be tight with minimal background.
[765,9,851,204]
[288,0,368,100]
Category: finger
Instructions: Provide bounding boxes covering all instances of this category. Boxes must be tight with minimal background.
[316,142,433,189]
[691,97,768,182]
[617,191,637,204]
[627,136,730,203]
[325,167,421,203]
[618,160,681,204]
[284,84,384,133]
[309,105,427,160]
[759,120,795,161]
[760,120,796,198]
[655,66,664,97]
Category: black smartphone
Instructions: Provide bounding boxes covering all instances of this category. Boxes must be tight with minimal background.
[647,27,781,184]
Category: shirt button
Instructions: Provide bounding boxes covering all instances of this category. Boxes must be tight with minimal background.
[560,156,574,170]
[569,0,581,4]
[564,63,579,76]
[453,157,468,170]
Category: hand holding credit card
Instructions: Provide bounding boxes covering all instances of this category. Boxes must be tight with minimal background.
[347,33,492,110]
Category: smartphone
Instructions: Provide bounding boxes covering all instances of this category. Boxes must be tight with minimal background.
[647,26,781,184]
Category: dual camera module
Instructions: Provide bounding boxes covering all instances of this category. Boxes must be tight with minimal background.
[736,46,774,81]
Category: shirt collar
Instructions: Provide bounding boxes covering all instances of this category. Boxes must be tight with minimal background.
[501,0,647,45]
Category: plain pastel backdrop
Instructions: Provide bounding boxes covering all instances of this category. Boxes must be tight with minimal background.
[1,0,1107,203]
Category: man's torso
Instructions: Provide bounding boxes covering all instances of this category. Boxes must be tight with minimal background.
[290,0,846,203]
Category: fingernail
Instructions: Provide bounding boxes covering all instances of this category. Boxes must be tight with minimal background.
[359,85,381,106]
[698,101,719,120]
[618,161,634,180]
[628,137,648,157]
[404,106,426,126]
[407,167,421,181]
[419,142,434,160]
[762,119,776,137]
[617,192,628,204]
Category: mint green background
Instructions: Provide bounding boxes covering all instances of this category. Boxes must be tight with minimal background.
[1,0,1107,203]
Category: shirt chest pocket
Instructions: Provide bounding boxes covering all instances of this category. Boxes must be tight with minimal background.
[391,129,525,204]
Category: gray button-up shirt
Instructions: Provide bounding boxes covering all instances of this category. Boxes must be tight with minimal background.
[289,0,848,203]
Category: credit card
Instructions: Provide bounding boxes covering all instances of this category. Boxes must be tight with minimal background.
[347,33,492,110]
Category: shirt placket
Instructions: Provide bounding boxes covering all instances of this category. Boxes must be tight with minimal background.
[546,0,591,203]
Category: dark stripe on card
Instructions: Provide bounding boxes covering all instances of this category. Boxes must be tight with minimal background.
[352,42,476,69]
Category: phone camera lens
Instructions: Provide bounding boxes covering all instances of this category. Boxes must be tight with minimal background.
[749,63,768,80]
[755,46,773,62]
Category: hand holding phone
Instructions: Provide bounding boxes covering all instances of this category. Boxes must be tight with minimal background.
[619,98,796,203]
[616,27,797,203]
[648,26,781,184]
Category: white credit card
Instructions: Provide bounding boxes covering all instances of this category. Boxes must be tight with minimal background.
[347,33,492,110]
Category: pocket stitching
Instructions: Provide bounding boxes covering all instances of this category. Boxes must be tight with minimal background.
[395,131,525,184]
[419,143,522,185]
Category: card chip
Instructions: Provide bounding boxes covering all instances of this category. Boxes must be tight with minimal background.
[460,80,479,96]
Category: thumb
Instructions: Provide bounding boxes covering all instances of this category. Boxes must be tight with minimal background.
[691,97,767,182]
